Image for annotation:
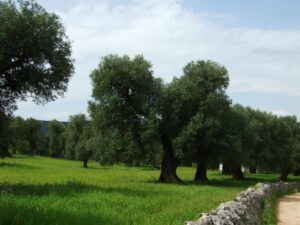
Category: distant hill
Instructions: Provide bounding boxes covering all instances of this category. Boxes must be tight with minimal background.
[40,120,68,134]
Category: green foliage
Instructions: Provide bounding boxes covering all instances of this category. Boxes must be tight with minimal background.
[269,115,300,180]
[8,117,45,155]
[221,105,254,166]
[218,105,300,180]
[174,60,230,179]
[243,108,274,171]
[0,0,74,114]
[88,54,300,182]
[8,116,27,153]
[259,194,280,225]
[89,55,159,166]
[65,114,93,167]
[48,120,66,158]
[24,118,45,155]
[74,124,94,167]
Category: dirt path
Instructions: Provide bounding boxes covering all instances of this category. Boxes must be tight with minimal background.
[277,193,300,225]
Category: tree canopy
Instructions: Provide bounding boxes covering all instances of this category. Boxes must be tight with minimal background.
[174,60,231,181]
[89,54,159,166]
[48,120,66,158]
[0,0,74,115]
[88,54,300,182]
[65,114,92,167]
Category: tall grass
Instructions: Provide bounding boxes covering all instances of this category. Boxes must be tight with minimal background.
[0,156,299,225]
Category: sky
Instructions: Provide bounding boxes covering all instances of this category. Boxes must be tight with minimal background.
[15,0,300,121]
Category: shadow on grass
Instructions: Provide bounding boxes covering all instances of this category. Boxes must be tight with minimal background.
[0,201,120,225]
[0,181,168,198]
[184,174,300,188]
[138,165,161,171]
[147,172,300,189]
[146,174,258,188]
[0,162,37,169]
[83,166,111,170]
[183,179,257,189]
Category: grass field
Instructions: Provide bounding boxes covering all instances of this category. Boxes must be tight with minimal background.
[0,156,299,225]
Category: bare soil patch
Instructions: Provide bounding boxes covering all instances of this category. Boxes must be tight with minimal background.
[277,193,300,225]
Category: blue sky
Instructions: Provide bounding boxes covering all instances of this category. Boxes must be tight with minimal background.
[15,0,300,120]
[185,0,300,29]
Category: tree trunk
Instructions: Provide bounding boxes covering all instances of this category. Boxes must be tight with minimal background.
[232,165,244,180]
[159,132,182,183]
[194,163,208,182]
[194,144,209,182]
[294,168,300,176]
[222,161,232,175]
[131,125,144,165]
[0,147,11,159]
[280,167,289,181]
[249,165,257,174]
[83,160,88,168]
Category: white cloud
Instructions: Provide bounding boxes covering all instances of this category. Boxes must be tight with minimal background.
[15,0,300,120]
[59,0,300,94]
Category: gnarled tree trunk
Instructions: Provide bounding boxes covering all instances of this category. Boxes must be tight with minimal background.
[194,162,208,182]
[294,168,300,176]
[83,160,88,168]
[194,144,208,182]
[249,165,257,174]
[0,147,11,159]
[222,161,232,175]
[280,167,289,181]
[159,132,182,183]
[232,165,244,180]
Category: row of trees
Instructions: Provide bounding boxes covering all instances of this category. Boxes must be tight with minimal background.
[5,55,298,183]
[87,55,300,183]
[1,1,299,184]
[4,115,92,168]
[0,0,73,159]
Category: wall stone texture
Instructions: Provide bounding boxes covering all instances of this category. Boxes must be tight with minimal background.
[185,182,300,225]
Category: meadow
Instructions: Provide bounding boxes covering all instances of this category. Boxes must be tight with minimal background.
[0,156,299,225]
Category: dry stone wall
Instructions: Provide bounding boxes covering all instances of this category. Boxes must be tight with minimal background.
[185,182,300,225]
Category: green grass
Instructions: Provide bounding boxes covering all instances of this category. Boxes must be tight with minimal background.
[0,156,299,225]
[259,194,280,225]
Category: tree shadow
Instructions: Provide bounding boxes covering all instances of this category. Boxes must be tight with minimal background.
[0,201,121,225]
[11,155,29,159]
[139,165,160,171]
[182,173,300,189]
[0,181,167,198]
[183,179,257,189]
[84,166,111,170]
[0,162,37,169]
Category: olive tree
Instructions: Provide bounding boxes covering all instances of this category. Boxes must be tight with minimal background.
[48,120,66,158]
[174,60,230,182]
[0,113,10,158]
[8,116,26,154]
[89,54,158,162]
[89,54,185,182]
[0,0,74,115]
[270,115,299,181]
[22,118,45,155]
[65,114,93,167]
